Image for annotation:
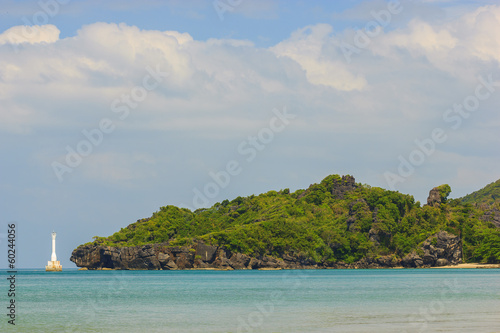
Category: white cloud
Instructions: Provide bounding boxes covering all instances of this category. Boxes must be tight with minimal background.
[372,5,500,79]
[387,20,458,53]
[271,24,367,91]
[0,7,498,195]
[0,24,60,45]
[72,22,195,85]
[458,5,500,63]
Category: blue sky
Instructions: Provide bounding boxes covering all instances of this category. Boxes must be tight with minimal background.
[0,0,499,268]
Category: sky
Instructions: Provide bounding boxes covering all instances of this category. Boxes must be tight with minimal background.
[0,0,499,269]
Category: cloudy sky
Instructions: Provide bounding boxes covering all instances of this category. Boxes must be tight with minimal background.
[1,0,499,268]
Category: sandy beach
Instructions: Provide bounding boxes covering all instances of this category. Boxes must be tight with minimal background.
[432,263,500,269]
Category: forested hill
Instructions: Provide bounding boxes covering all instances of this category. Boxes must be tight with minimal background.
[73,175,500,267]
[461,179,500,206]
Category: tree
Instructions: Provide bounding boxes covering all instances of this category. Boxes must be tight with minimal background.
[437,184,452,202]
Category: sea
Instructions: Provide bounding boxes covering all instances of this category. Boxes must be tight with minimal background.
[1,268,499,333]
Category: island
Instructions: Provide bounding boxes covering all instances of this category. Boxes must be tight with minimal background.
[70,175,500,270]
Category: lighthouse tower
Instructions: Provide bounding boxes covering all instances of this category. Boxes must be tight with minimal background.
[46,232,62,272]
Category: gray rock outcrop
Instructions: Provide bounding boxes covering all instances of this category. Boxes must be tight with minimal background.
[427,187,442,206]
[71,230,463,270]
[402,231,462,268]
[331,175,357,199]
[481,208,500,228]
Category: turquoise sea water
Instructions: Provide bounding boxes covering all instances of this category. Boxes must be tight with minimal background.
[1,268,499,332]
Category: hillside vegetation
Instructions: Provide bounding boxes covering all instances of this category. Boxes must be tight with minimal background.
[87,175,500,264]
[461,179,500,205]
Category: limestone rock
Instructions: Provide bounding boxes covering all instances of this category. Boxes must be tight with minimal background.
[195,243,218,263]
[402,231,461,268]
[228,253,251,269]
[436,258,449,266]
[368,228,380,245]
[481,208,500,228]
[427,187,442,206]
[298,175,357,201]
[157,252,170,263]
[70,231,463,270]
[376,255,398,267]
[402,251,424,268]
[164,260,178,270]
[331,175,357,199]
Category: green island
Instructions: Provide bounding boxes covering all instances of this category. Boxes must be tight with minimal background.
[70,175,500,270]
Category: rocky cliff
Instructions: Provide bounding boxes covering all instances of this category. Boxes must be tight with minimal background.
[427,187,442,206]
[70,231,461,270]
[401,231,462,267]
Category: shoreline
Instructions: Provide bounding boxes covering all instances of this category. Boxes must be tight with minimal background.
[76,263,500,271]
[430,263,500,269]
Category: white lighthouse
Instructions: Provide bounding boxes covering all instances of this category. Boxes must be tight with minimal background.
[46,231,62,272]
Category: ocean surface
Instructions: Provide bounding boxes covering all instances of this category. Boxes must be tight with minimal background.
[1,268,499,333]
